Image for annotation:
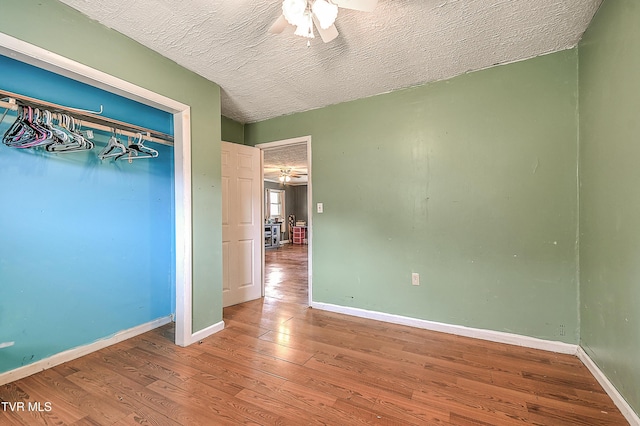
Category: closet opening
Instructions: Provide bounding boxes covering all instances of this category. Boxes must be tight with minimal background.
[0,33,194,385]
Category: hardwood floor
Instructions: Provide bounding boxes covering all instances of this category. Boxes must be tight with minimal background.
[264,243,308,305]
[0,243,628,425]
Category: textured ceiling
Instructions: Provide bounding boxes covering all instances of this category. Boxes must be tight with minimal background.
[58,0,601,124]
[263,143,308,184]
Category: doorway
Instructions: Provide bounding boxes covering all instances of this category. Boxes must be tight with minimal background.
[257,136,312,306]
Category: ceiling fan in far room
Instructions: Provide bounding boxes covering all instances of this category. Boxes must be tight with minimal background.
[265,167,307,183]
[269,0,378,44]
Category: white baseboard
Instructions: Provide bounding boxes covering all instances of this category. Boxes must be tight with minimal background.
[187,320,225,345]
[312,302,640,423]
[311,302,578,355]
[577,347,640,426]
[0,315,172,386]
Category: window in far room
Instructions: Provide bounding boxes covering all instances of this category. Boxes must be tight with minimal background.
[267,189,285,221]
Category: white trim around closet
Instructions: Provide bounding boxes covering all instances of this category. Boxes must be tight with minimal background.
[0,33,195,348]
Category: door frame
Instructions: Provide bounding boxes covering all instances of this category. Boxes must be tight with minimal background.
[0,33,196,346]
[256,136,313,306]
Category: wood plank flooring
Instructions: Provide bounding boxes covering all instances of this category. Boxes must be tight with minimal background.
[1,243,628,425]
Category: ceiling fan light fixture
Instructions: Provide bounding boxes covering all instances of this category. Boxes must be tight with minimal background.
[294,11,315,38]
[272,0,377,44]
[312,0,338,29]
[282,0,308,26]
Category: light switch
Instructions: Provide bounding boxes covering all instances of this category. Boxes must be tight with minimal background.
[317,202,324,213]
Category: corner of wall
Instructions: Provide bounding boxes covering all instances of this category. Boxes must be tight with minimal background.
[575,43,582,344]
[221,115,246,145]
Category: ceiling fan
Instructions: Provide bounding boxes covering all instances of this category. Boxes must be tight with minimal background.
[265,167,308,182]
[269,0,378,44]
[280,168,308,182]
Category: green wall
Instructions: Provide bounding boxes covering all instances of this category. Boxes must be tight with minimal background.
[222,115,245,144]
[247,50,580,344]
[0,0,223,333]
[579,0,640,414]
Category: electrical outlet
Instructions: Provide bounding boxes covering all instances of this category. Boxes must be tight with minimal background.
[411,272,420,286]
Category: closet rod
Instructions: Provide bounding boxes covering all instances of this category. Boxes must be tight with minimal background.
[0,89,174,146]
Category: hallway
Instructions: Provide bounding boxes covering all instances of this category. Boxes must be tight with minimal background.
[263,243,308,305]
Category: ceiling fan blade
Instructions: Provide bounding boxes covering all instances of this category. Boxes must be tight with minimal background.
[332,0,378,12]
[312,15,339,43]
[269,14,289,34]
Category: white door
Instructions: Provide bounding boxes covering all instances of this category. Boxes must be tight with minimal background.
[221,141,262,307]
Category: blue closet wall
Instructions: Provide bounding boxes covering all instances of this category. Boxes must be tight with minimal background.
[0,55,175,373]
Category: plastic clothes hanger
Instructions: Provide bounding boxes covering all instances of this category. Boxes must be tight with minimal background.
[98,129,127,160]
[116,133,158,163]
[3,106,45,148]
[2,105,28,145]
[45,115,93,153]
[18,108,54,148]
[45,114,80,152]
[44,110,70,144]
